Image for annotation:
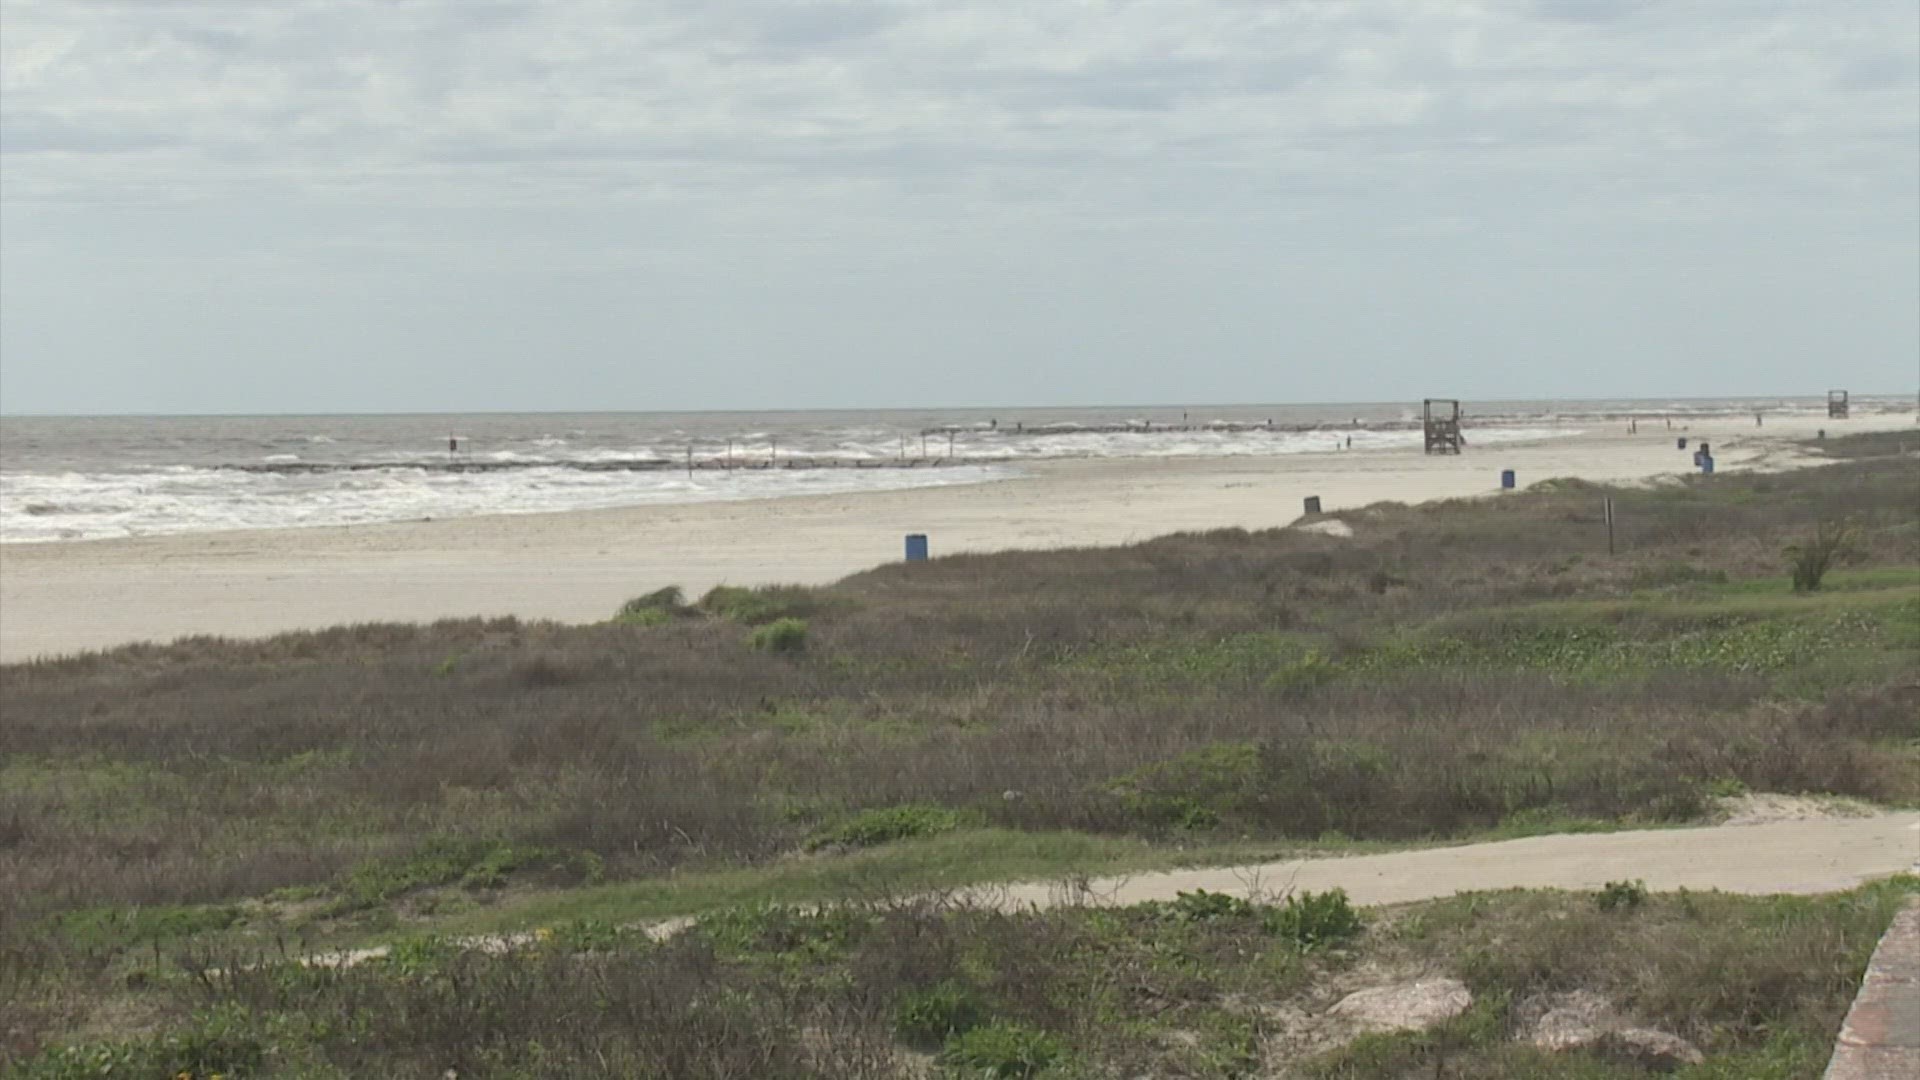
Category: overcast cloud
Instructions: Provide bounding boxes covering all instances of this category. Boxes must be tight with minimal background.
[1,0,1914,415]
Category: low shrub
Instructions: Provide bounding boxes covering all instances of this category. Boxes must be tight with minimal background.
[18,1027,265,1080]
[940,1021,1066,1078]
[1147,889,1258,925]
[341,838,600,907]
[1264,888,1363,949]
[895,981,990,1047]
[703,585,817,625]
[1107,742,1261,832]
[804,804,973,851]
[615,585,688,624]
[694,904,868,964]
[1596,879,1649,911]
[1787,520,1859,593]
[749,617,808,654]
[52,903,242,949]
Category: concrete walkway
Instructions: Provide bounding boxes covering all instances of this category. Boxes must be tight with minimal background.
[980,811,1920,911]
[1827,898,1920,1080]
[280,811,1920,973]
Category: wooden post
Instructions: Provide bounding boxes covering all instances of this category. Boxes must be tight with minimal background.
[687,444,693,477]
[1604,497,1616,557]
[770,437,777,467]
[922,433,928,458]
[948,431,955,459]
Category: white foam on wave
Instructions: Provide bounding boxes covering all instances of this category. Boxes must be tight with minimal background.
[0,463,1011,543]
[0,424,1580,543]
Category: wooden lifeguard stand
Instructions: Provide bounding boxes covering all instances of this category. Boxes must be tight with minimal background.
[1827,390,1849,419]
[1424,399,1463,454]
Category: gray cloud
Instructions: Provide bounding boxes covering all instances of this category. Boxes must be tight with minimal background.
[1,0,1914,413]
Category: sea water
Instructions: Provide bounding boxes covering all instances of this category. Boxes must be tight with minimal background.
[0,397,1905,543]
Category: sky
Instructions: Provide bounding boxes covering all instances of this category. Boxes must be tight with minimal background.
[1,0,1915,416]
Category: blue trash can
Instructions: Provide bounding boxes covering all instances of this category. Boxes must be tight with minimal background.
[1700,456,1715,474]
[1677,437,1688,450]
[1500,469,1516,489]
[904,534,928,562]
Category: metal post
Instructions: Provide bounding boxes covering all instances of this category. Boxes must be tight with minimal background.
[687,444,693,477]
[948,431,955,459]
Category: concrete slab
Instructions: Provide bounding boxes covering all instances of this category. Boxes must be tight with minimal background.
[1827,898,1920,1080]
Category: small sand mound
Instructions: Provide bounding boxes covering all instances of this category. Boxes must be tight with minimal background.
[1295,518,1354,538]
[1256,971,1472,1068]
[1519,990,1702,1071]
[1717,792,1877,827]
[1326,977,1471,1033]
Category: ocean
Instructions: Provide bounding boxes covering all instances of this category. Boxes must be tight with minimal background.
[0,397,1906,543]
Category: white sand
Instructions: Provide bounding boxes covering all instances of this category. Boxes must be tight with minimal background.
[2,413,1909,662]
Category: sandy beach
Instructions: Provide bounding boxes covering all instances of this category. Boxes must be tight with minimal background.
[2,413,1908,662]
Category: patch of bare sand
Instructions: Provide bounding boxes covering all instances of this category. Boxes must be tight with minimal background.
[1516,990,1703,1070]
[1293,518,1354,538]
[1246,964,1470,1073]
[1715,792,1880,827]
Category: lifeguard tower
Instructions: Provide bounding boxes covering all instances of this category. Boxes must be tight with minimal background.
[1424,399,1463,454]
[1827,390,1849,419]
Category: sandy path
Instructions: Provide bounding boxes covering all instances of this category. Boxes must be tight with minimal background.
[2,413,1909,661]
[279,811,1920,971]
[983,812,1920,911]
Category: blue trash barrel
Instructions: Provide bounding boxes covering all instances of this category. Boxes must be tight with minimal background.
[1501,469,1516,489]
[1303,496,1322,514]
[904,534,929,562]
[1700,456,1715,474]
[1677,437,1688,450]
